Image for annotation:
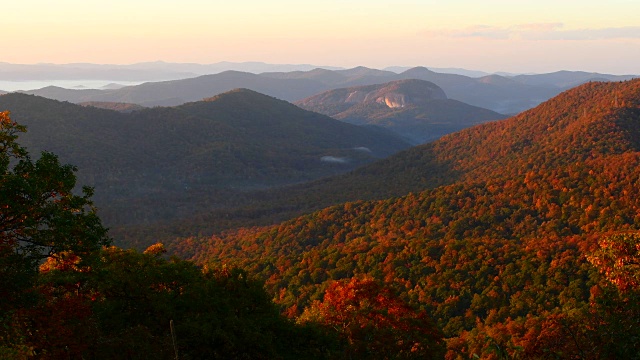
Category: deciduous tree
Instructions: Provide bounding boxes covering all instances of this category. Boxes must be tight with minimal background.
[299,277,445,359]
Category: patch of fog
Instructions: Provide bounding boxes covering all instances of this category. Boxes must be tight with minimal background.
[352,147,372,153]
[0,80,144,92]
[321,156,349,164]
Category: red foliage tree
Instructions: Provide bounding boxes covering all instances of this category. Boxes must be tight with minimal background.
[299,277,445,359]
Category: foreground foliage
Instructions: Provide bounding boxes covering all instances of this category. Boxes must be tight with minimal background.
[0,111,110,357]
[0,113,344,359]
[32,245,340,359]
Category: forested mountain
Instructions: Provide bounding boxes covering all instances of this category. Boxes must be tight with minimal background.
[0,91,409,234]
[297,79,505,144]
[172,79,640,357]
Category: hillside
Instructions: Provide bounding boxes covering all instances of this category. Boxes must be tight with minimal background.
[0,90,409,233]
[297,79,505,144]
[172,79,640,357]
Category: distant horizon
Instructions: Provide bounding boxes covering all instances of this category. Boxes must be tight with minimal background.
[4,1,639,75]
[0,60,637,77]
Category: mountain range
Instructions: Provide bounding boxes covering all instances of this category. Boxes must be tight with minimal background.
[14,66,636,114]
[0,61,504,82]
[262,66,636,113]
[297,79,506,144]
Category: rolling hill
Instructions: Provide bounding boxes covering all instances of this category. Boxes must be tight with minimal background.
[171,79,640,357]
[0,90,409,232]
[296,79,506,144]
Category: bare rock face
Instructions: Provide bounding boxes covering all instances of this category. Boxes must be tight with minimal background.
[376,94,412,108]
[369,79,448,108]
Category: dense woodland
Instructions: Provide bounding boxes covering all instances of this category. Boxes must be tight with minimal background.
[170,80,640,358]
[4,79,640,358]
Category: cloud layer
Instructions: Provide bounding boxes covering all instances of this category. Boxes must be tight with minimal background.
[425,24,640,41]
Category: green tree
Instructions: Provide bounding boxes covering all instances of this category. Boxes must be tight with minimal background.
[0,111,110,355]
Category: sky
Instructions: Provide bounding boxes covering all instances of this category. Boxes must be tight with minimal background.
[3,0,640,74]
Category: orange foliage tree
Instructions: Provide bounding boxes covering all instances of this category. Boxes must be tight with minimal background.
[299,277,445,359]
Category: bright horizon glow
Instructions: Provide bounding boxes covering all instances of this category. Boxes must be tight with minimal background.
[3,0,640,74]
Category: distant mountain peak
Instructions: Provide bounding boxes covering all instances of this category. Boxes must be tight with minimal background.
[400,66,436,75]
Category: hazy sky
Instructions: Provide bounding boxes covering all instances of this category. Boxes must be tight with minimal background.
[4,0,640,74]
